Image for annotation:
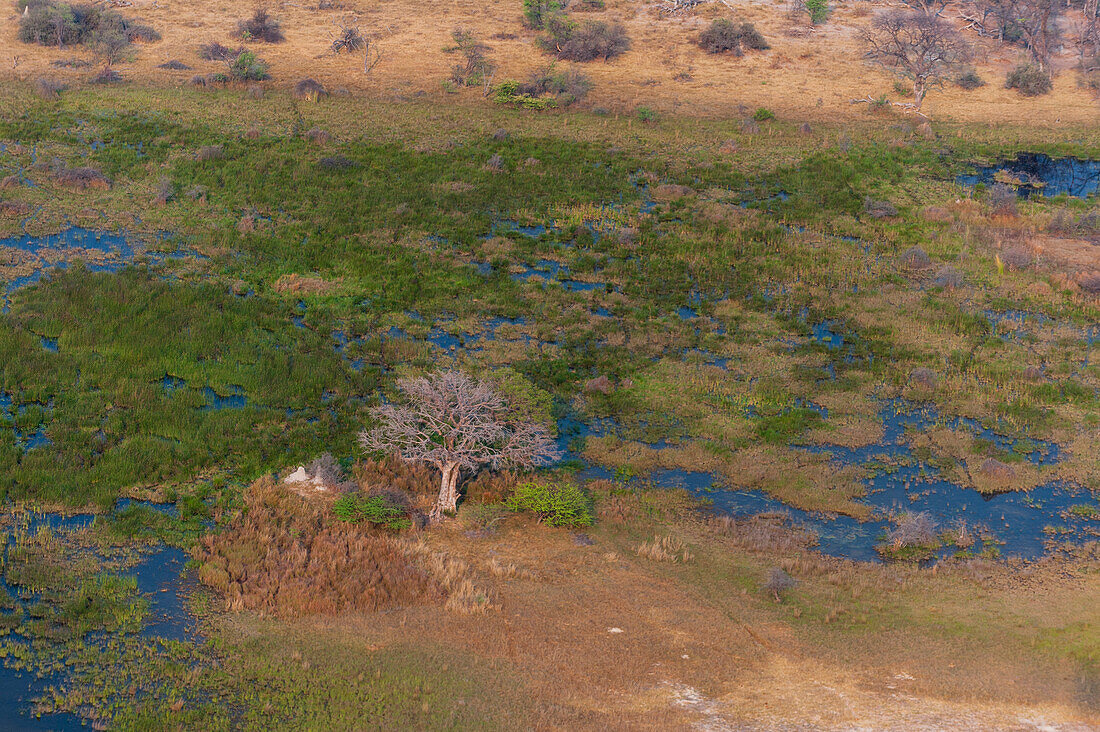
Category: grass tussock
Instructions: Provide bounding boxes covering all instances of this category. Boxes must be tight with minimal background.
[634,533,694,563]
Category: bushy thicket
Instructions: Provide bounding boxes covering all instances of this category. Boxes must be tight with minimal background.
[1005,63,1052,96]
[505,481,593,527]
[519,63,592,104]
[234,7,284,43]
[697,18,769,55]
[540,17,630,62]
[18,0,158,48]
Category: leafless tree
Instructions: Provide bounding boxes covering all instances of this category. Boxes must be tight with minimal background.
[360,371,561,521]
[899,0,949,16]
[863,11,971,110]
[963,0,1060,72]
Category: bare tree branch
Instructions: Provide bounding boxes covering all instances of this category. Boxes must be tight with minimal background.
[360,371,560,521]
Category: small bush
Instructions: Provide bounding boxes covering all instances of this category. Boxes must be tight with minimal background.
[636,106,659,123]
[698,19,769,55]
[518,63,592,105]
[157,60,192,70]
[229,50,269,81]
[954,68,985,89]
[752,107,775,122]
[449,29,495,87]
[542,18,630,62]
[1005,63,1051,96]
[198,42,241,61]
[19,1,158,50]
[235,8,284,43]
[764,567,796,600]
[492,80,559,110]
[54,166,110,190]
[319,155,357,170]
[332,492,411,530]
[331,22,364,54]
[806,0,829,24]
[33,78,65,99]
[89,67,122,84]
[989,182,1018,216]
[294,77,327,100]
[505,481,593,527]
[523,0,565,30]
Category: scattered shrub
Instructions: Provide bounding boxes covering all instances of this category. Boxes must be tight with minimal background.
[989,182,1018,216]
[636,106,659,123]
[541,18,630,62]
[523,0,565,30]
[449,29,495,87]
[54,166,110,190]
[505,481,593,527]
[518,63,592,105]
[152,177,174,205]
[196,145,224,162]
[332,492,412,530]
[331,21,364,54]
[954,68,985,89]
[294,77,327,100]
[886,511,937,548]
[229,50,269,81]
[198,41,241,61]
[89,67,122,84]
[863,196,898,218]
[33,78,65,99]
[764,567,796,601]
[752,107,775,122]
[318,155,356,170]
[305,127,332,144]
[1005,63,1051,96]
[697,19,769,55]
[492,80,559,110]
[235,8,284,43]
[157,60,192,70]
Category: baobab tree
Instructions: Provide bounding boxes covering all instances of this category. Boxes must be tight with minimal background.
[862,10,971,111]
[360,371,561,520]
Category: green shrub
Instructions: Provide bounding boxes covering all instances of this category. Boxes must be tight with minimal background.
[492,80,559,110]
[636,106,659,123]
[954,69,985,89]
[332,492,412,530]
[505,481,594,527]
[806,0,829,24]
[752,107,775,122]
[229,50,269,81]
[1005,64,1051,96]
[523,0,565,30]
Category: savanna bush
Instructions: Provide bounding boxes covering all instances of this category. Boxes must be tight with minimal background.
[234,7,284,43]
[505,481,594,527]
[229,50,269,81]
[697,19,769,55]
[541,17,630,62]
[1005,63,1051,96]
[518,63,592,105]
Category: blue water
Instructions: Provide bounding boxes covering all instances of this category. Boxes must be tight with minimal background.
[200,386,247,410]
[0,508,198,730]
[957,154,1100,199]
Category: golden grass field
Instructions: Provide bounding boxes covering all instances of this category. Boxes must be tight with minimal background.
[1,0,1098,124]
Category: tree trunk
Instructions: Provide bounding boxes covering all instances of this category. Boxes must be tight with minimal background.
[913,80,926,110]
[430,462,461,521]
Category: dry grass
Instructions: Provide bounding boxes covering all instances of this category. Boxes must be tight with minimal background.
[195,477,442,616]
[0,0,1097,123]
[635,533,694,563]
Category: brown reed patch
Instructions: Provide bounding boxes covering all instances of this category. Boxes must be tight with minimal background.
[195,477,443,616]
